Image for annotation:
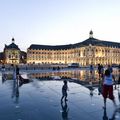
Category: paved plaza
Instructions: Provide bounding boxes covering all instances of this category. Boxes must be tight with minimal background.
[0,70,120,120]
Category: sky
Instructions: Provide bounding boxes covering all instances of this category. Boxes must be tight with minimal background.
[0,0,120,52]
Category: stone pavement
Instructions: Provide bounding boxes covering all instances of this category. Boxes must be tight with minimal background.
[0,74,120,120]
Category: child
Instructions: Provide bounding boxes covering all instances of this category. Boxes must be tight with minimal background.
[102,69,116,108]
[61,80,68,102]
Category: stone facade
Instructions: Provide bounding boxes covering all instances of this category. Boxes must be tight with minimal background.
[27,31,120,66]
[4,38,20,64]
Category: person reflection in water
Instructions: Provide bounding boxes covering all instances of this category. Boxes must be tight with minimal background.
[2,72,6,83]
[118,89,120,104]
[1,64,6,83]
[61,80,68,102]
[12,76,19,104]
[16,65,20,80]
[103,107,109,120]
[103,107,120,120]
[61,100,69,120]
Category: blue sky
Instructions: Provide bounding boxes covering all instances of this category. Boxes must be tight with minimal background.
[0,0,120,51]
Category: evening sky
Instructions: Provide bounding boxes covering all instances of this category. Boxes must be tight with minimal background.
[0,0,120,51]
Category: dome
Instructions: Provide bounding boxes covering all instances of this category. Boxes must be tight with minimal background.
[4,38,20,50]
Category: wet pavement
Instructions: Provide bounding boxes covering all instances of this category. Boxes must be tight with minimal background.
[0,71,120,120]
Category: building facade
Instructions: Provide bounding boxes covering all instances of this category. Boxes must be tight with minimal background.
[27,31,120,66]
[3,38,26,64]
[4,38,20,64]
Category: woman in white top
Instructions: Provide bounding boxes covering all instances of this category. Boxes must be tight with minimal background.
[102,69,116,108]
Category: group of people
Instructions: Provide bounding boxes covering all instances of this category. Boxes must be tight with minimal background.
[97,64,120,109]
[1,63,120,113]
[61,64,120,111]
[60,64,120,120]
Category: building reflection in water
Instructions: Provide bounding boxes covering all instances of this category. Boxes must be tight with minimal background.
[1,73,31,105]
[29,70,99,84]
[29,68,119,84]
[11,74,31,104]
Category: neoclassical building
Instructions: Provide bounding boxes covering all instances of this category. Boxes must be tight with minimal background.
[3,38,26,64]
[27,31,120,66]
[4,38,20,64]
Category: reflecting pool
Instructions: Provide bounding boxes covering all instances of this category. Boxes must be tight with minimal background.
[0,68,120,120]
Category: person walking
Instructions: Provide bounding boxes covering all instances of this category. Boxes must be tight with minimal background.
[89,64,95,81]
[118,64,120,88]
[98,64,102,80]
[102,69,116,109]
[107,64,113,73]
[61,80,68,102]
[90,64,94,75]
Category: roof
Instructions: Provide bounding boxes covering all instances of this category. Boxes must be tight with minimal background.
[28,44,74,50]
[28,37,120,50]
[80,37,120,48]
[4,43,20,50]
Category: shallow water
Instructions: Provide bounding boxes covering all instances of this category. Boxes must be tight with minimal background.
[0,68,120,120]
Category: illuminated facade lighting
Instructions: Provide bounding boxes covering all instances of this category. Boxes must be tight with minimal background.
[27,31,120,66]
